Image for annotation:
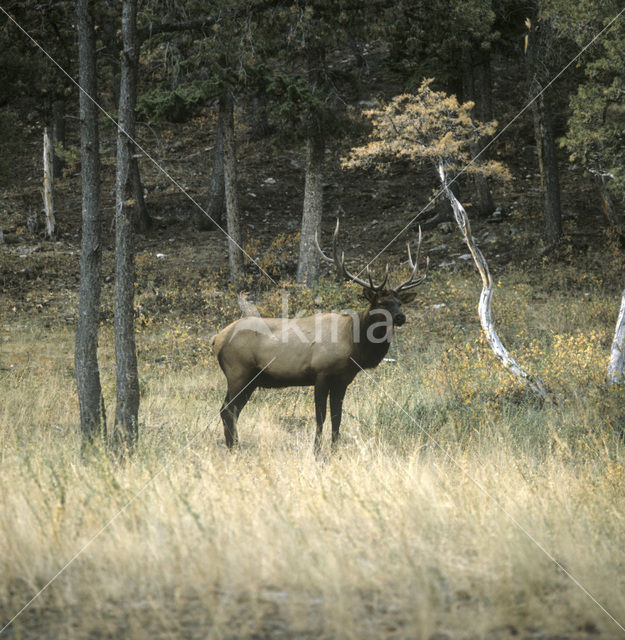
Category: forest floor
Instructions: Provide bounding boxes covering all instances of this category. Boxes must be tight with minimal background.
[2,109,625,639]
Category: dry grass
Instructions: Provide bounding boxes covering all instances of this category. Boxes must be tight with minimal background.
[1,278,625,639]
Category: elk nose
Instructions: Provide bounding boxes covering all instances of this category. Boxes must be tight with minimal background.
[394,312,406,326]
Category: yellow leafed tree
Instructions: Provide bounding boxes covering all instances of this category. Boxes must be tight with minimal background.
[344,79,549,400]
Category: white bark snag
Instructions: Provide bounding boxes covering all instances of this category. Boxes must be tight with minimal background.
[43,127,55,239]
[437,162,549,400]
[607,289,625,384]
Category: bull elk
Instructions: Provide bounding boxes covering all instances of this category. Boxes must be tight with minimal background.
[211,220,427,452]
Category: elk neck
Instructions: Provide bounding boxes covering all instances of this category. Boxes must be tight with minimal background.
[350,306,394,370]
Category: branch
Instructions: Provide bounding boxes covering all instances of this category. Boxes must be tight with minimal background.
[437,161,550,401]
[137,1,281,44]
[138,18,217,44]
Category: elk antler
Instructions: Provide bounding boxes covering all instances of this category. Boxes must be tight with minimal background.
[392,226,429,293]
[314,219,390,291]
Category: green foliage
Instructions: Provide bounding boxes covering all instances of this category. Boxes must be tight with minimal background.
[384,0,498,88]
[562,15,625,200]
[137,80,221,123]
[265,73,328,123]
[259,71,354,143]
[53,141,80,175]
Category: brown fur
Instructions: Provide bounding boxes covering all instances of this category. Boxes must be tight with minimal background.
[212,289,416,451]
[212,219,426,452]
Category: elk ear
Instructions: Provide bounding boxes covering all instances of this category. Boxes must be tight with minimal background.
[363,287,378,303]
[397,290,418,304]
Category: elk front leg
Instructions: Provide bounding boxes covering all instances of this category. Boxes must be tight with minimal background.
[329,383,347,449]
[313,379,330,454]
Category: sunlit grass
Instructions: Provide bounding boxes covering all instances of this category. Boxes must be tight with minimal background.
[1,270,625,638]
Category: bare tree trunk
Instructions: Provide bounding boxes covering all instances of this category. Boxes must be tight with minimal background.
[113,0,140,451]
[608,288,625,384]
[221,91,243,284]
[297,130,325,287]
[526,14,562,248]
[197,103,225,230]
[42,127,56,239]
[462,48,495,217]
[52,99,66,180]
[438,162,549,400]
[75,0,106,444]
[129,155,151,233]
[536,93,562,246]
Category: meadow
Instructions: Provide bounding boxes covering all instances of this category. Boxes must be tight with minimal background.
[1,261,625,639]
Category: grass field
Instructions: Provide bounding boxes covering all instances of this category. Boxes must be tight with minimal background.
[1,267,625,639]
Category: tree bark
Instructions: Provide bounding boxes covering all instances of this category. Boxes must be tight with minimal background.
[462,48,495,217]
[129,155,151,233]
[438,162,549,401]
[526,14,562,247]
[535,93,562,246]
[197,103,225,230]
[75,0,106,444]
[113,0,140,451]
[221,91,244,284]
[297,130,325,287]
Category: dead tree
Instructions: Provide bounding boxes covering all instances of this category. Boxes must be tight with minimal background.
[608,289,625,384]
[42,127,55,239]
[438,162,549,400]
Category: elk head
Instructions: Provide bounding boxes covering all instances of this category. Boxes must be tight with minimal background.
[315,219,428,333]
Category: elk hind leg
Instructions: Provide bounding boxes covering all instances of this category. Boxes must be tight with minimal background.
[221,378,256,449]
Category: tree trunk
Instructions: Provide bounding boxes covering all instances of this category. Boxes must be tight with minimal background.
[75,0,106,444]
[473,51,496,217]
[52,99,66,180]
[221,92,244,284]
[197,103,225,230]
[474,52,493,124]
[535,93,562,246]
[462,48,495,217]
[297,129,325,287]
[113,0,140,451]
[43,127,55,239]
[526,13,562,248]
[438,162,549,401]
[129,155,151,233]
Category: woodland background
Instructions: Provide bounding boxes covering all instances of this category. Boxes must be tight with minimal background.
[1,1,625,638]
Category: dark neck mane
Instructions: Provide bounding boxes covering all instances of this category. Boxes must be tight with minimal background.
[351,307,394,370]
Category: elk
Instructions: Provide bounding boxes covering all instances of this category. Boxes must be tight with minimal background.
[211,220,427,452]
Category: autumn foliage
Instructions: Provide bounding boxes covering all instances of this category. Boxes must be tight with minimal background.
[343,79,509,183]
